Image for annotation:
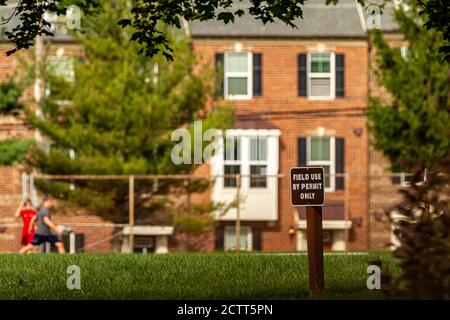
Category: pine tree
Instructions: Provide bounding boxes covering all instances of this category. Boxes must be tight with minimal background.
[27,0,233,225]
[0,78,34,166]
[368,4,450,299]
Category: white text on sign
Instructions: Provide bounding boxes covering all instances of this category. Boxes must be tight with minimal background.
[292,172,323,200]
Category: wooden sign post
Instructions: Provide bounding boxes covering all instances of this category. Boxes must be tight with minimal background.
[290,167,325,295]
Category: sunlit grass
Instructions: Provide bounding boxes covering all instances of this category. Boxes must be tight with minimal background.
[0,252,398,300]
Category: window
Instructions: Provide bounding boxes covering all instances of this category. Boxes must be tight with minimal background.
[400,46,409,60]
[308,53,334,99]
[47,56,75,82]
[224,226,252,251]
[224,52,252,99]
[250,165,267,188]
[45,56,75,101]
[250,137,268,188]
[307,136,335,191]
[223,135,269,188]
[224,165,240,188]
[224,136,241,188]
[220,131,278,191]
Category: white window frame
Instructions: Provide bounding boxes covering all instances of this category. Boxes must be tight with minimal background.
[307,136,335,192]
[224,52,253,100]
[223,136,241,188]
[307,52,335,100]
[249,136,268,189]
[224,226,253,251]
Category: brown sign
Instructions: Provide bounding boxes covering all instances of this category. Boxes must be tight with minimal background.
[290,167,325,207]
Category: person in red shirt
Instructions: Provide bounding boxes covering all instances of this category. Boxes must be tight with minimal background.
[14,199,37,254]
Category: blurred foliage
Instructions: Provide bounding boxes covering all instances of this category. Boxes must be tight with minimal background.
[0,76,33,166]
[0,80,24,115]
[368,4,450,299]
[384,173,450,299]
[0,138,34,166]
[27,0,233,228]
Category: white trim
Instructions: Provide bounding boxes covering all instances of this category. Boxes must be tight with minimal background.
[307,136,336,192]
[356,1,368,32]
[307,52,335,100]
[224,52,252,100]
[297,220,352,230]
[224,129,281,137]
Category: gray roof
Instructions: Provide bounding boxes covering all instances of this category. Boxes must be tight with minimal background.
[0,0,399,43]
[189,0,366,38]
[189,0,400,38]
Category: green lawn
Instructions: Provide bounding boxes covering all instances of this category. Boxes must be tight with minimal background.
[0,252,398,300]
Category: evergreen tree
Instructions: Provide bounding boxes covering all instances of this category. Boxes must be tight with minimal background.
[368,4,450,299]
[0,79,24,115]
[27,0,232,225]
[0,79,34,166]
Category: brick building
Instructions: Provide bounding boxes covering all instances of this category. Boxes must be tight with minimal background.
[0,0,405,253]
[190,0,371,252]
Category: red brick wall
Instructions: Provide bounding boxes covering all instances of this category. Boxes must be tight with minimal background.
[0,167,24,252]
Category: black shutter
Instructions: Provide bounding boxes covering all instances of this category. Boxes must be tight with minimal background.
[298,137,307,167]
[335,54,345,97]
[215,53,224,98]
[252,227,262,251]
[252,53,262,96]
[335,138,345,189]
[215,227,224,251]
[298,54,307,96]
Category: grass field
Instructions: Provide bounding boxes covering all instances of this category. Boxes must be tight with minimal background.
[0,252,398,300]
